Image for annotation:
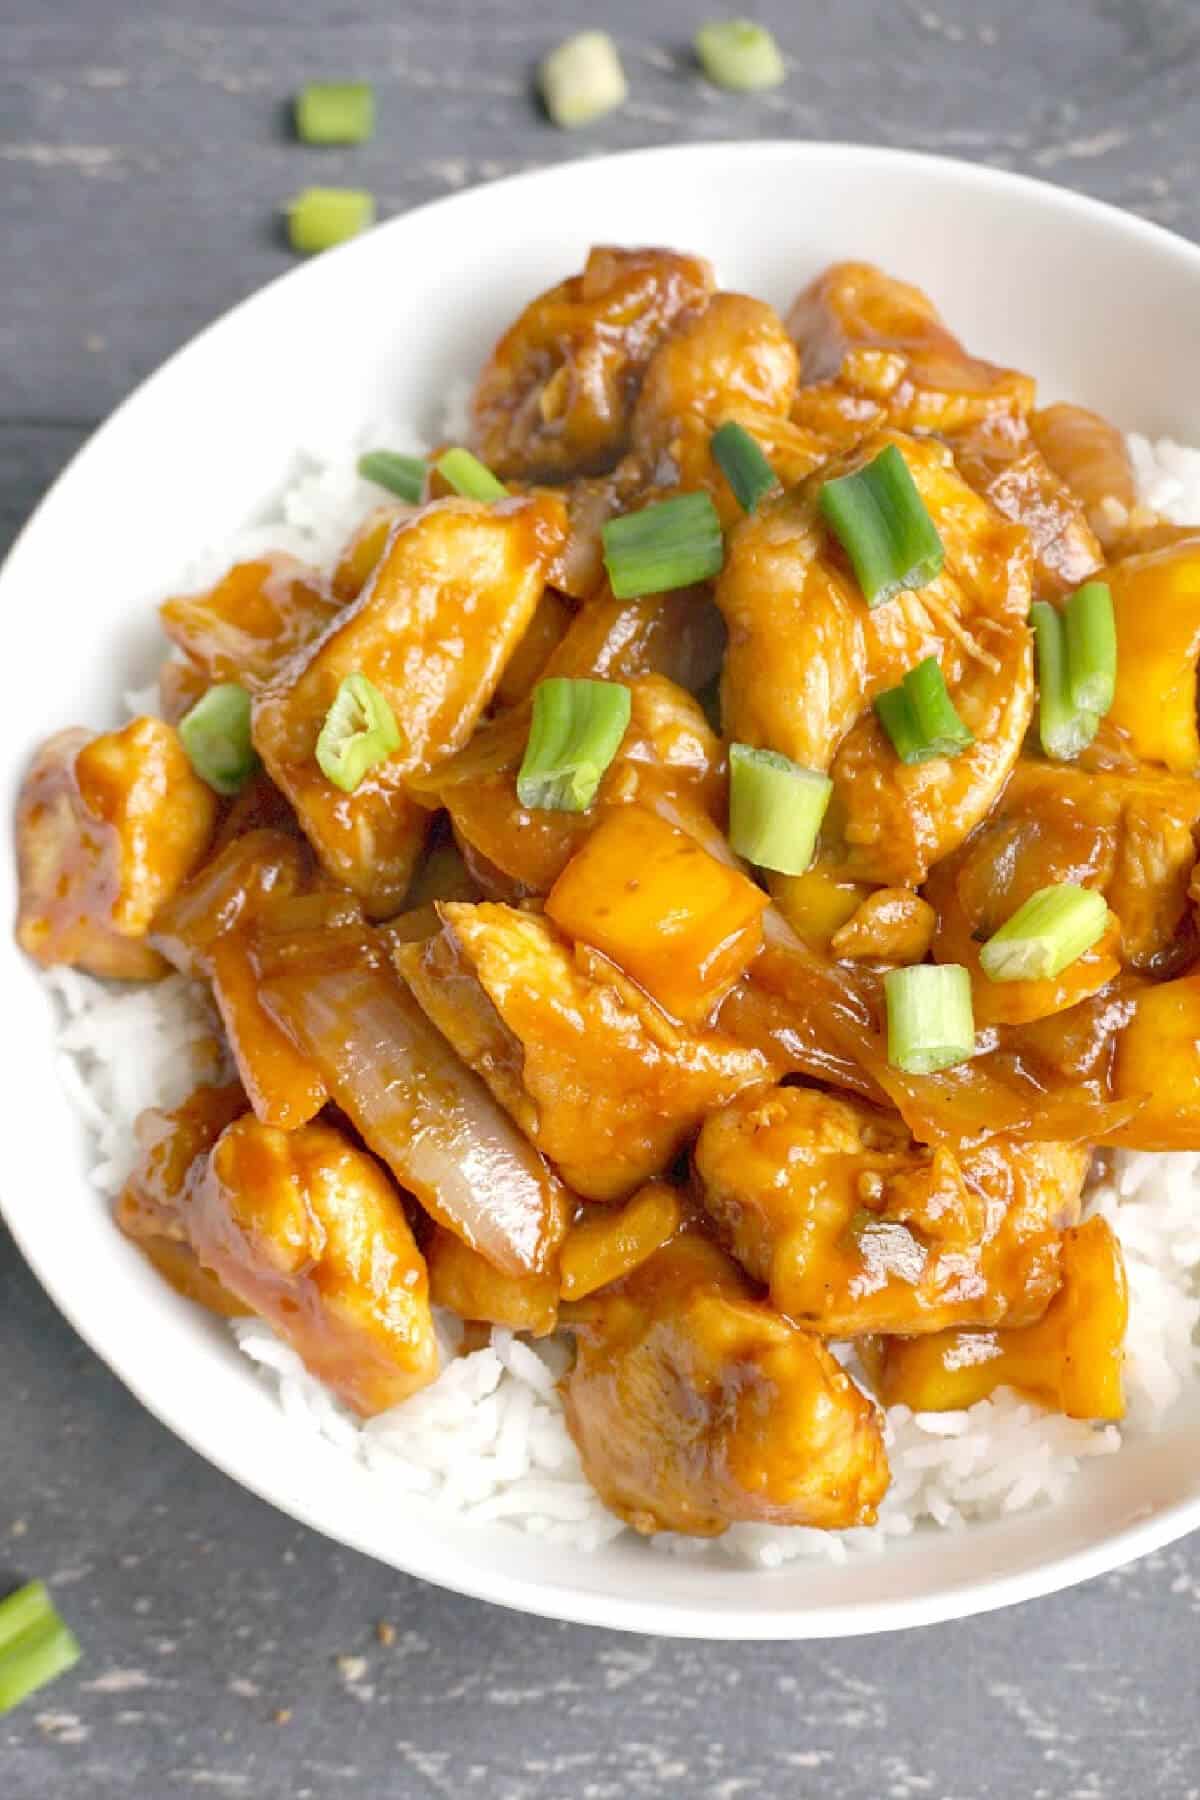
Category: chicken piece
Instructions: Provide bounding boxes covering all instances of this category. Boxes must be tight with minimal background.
[426,1226,559,1337]
[695,1084,1088,1336]
[115,1082,250,1316]
[947,411,1102,596]
[558,1183,684,1301]
[829,887,935,964]
[1029,403,1138,551]
[188,1115,437,1416]
[1108,973,1200,1149]
[545,803,767,1024]
[16,720,218,977]
[1105,536,1200,774]
[927,759,1200,1023]
[472,246,713,481]
[719,430,1031,763]
[252,496,565,915]
[396,902,772,1202]
[872,1216,1127,1420]
[254,923,569,1274]
[160,555,342,690]
[562,1232,889,1536]
[421,672,725,897]
[787,261,1034,436]
[628,294,826,525]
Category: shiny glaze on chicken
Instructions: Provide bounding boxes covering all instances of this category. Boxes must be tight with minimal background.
[17,248,1198,1538]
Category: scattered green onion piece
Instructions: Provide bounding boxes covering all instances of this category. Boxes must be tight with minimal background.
[979,884,1110,984]
[602,491,724,599]
[179,683,258,797]
[316,674,401,793]
[710,421,779,514]
[286,187,375,254]
[436,448,508,502]
[728,744,832,875]
[819,443,945,608]
[1031,600,1098,760]
[695,19,786,91]
[1064,580,1117,717]
[539,30,628,128]
[357,450,427,503]
[294,82,375,145]
[875,655,973,764]
[0,1582,81,1717]
[884,963,975,1075]
[517,678,632,812]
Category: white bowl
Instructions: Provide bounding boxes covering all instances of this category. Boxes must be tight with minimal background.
[4,141,1200,1640]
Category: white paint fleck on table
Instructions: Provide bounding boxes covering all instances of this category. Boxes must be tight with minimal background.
[4,2,1200,1794]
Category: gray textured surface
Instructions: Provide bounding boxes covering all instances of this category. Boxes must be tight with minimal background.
[4,1,1200,1794]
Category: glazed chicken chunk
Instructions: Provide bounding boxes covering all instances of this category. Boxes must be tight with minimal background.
[188,1115,438,1417]
[695,1084,1089,1336]
[16,718,218,978]
[563,1232,889,1536]
[397,901,772,1201]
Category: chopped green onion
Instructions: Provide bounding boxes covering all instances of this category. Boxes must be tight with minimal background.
[357,450,427,503]
[874,655,974,764]
[695,19,786,90]
[316,673,401,793]
[179,683,258,797]
[710,421,779,514]
[884,964,975,1075]
[539,30,628,128]
[286,187,375,254]
[294,82,375,145]
[517,678,631,812]
[602,492,724,599]
[436,448,508,502]
[728,744,832,875]
[1032,600,1099,759]
[819,443,945,608]
[1064,580,1117,717]
[0,1582,81,1716]
[979,884,1109,984]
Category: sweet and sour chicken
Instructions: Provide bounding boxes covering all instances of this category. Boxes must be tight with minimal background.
[21,246,1199,1540]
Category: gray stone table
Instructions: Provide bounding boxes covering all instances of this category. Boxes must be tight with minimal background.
[4,2,1200,1794]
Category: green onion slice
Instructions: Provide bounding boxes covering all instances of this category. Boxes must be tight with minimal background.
[728,744,832,875]
[436,448,508,502]
[1064,580,1117,717]
[1032,600,1099,760]
[517,677,631,812]
[874,655,974,764]
[819,444,945,608]
[357,450,427,503]
[0,1582,81,1717]
[294,82,375,145]
[979,884,1110,984]
[540,30,628,128]
[286,187,375,255]
[602,491,724,599]
[710,421,779,514]
[884,963,975,1075]
[316,674,402,793]
[695,19,786,90]
[179,683,259,797]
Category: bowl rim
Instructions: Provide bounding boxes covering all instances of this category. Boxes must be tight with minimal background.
[6,137,1200,1640]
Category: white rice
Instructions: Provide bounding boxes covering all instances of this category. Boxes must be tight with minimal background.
[40,432,1200,1567]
